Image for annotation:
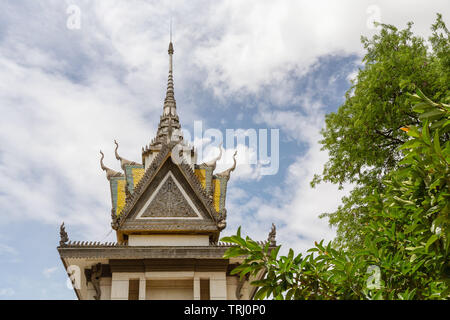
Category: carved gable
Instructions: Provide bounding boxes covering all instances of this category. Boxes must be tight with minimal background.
[117,150,220,237]
[136,171,202,219]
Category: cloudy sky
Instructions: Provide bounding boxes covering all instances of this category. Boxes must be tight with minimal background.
[0,0,448,299]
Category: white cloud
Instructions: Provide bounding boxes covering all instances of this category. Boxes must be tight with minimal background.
[0,244,18,256]
[0,288,15,296]
[194,0,450,96]
[43,267,59,278]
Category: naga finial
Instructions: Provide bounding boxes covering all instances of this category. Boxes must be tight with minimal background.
[59,222,69,247]
[100,150,123,180]
[203,143,223,169]
[114,140,120,161]
[114,140,139,170]
[217,150,237,179]
[268,223,276,246]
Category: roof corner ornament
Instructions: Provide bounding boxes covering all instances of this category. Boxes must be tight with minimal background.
[100,150,123,180]
[216,150,237,180]
[217,208,227,231]
[59,222,69,247]
[268,223,276,246]
[114,140,139,170]
[203,143,223,169]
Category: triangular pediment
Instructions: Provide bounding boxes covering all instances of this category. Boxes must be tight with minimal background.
[116,143,221,237]
[135,171,202,220]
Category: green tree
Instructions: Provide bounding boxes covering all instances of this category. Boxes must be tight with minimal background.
[223,91,450,299]
[311,14,450,249]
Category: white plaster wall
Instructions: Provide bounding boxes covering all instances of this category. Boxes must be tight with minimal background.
[128,234,210,246]
[146,279,194,300]
[226,276,239,300]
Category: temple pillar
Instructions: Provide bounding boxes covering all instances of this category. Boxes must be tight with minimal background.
[139,277,146,300]
[111,273,129,300]
[209,272,227,300]
[193,277,201,300]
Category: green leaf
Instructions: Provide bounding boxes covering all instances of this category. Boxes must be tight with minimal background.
[412,102,433,113]
[422,119,430,145]
[399,139,425,150]
[270,246,281,260]
[425,234,439,253]
[253,287,268,300]
[433,130,442,156]
[407,126,421,138]
[419,109,444,120]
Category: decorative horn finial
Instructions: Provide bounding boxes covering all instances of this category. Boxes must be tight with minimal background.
[113,140,139,170]
[203,143,223,168]
[114,140,120,161]
[100,151,123,180]
[268,223,276,246]
[100,150,106,171]
[59,222,69,247]
[217,150,237,179]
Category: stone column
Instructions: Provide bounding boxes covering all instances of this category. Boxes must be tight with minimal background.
[210,273,227,300]
[193,277,200,300]
[139,277,146,300]
[111,273,129,300]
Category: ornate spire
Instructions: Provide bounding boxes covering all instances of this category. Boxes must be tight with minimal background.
[164,41,176,116]
[143,40,183,155]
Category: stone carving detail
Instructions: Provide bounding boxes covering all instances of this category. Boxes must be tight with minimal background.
[268,223,276,246]
[111,208,119,230]
[217,208,227,231]
[142,175,198,218]
[86,263,103,300]
[59,222,69,247]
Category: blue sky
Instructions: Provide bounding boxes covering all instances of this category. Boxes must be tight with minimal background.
[0,0,448,299]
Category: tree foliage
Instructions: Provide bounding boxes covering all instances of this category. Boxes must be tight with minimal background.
[223,89,450,300]
[311,14,450,249]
